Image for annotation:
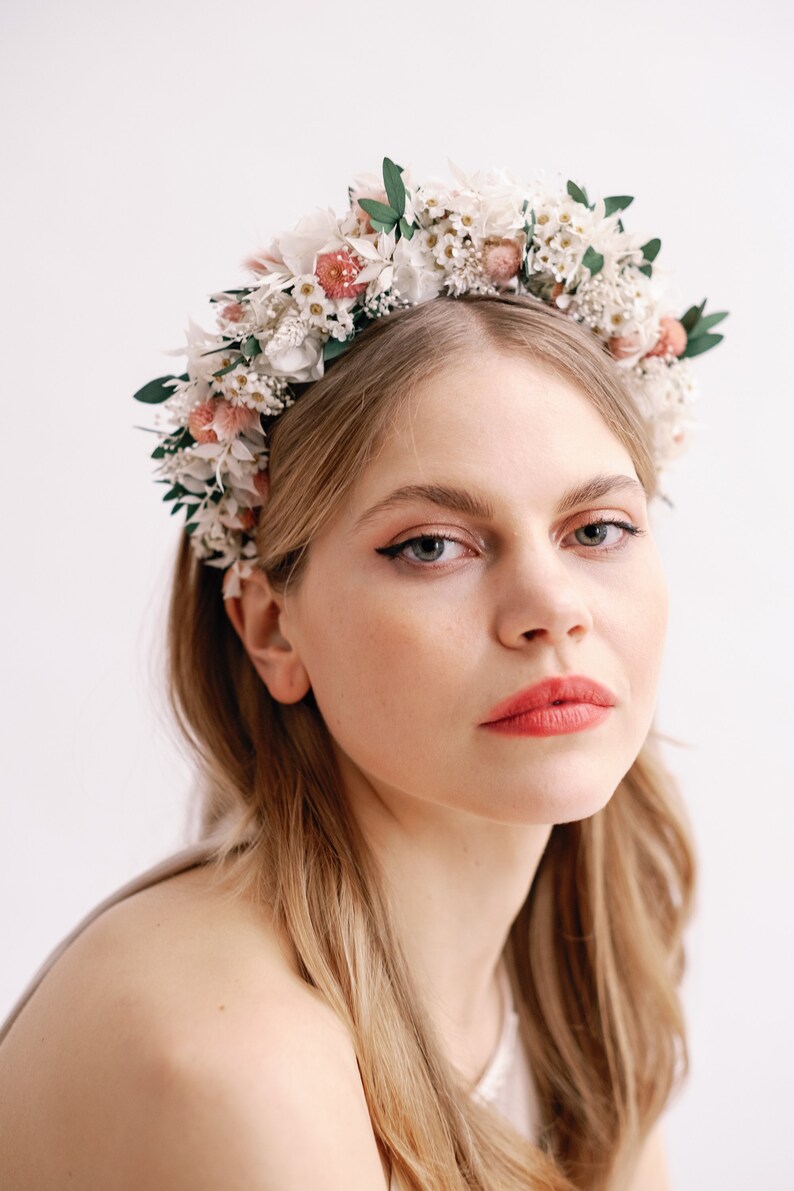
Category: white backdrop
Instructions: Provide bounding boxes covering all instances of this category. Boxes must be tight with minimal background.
[2,2,792,1187]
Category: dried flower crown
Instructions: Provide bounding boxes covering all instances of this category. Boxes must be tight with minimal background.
[134,156,728,599]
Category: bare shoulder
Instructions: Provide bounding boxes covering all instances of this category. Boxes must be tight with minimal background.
[0,861,389,1190]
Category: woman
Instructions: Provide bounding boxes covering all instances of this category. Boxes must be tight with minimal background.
[0,160,723,1190]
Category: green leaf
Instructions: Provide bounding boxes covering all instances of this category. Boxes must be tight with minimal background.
[133,374,183,404]
[170,501,184,516]
[641,237,661,262]
[582,246,604,277]
[162,484,185,502]
[680,332,724,358]
[184,504,200,521]
[185,521,200,536]
[323,336,352,362]
[638,263,653,278]
[382,157,406,218]
[151,445,166,460]
[567,180,590,208]
[358,197,399,224]
[616,218,625,233]
[399,216,415,240]
[688,310,729,337]
[242,335,262,360]
[604,195,634,217]
[680,299,707,334]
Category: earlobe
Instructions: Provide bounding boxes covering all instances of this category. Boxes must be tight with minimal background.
[222,567,311,705]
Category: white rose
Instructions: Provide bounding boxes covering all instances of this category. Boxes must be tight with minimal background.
[265,334,325,383]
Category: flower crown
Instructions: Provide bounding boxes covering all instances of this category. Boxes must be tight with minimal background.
[134,156,728,598]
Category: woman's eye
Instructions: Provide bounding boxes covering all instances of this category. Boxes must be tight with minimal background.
[375,518,645,570]
[375,533,471,567]
[567,518,645,552]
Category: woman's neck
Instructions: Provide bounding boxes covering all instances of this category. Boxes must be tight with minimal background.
[336,750,553,1084]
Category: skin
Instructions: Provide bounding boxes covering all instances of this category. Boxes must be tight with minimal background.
[226,349,670,1086]
[0,349,672,1190]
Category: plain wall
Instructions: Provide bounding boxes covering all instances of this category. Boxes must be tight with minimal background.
[2,2,792,1187]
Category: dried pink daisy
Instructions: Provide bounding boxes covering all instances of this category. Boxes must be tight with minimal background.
[188,399,219,444]
[482,237,522,283]
[213,400,262,441]
[315,249,368,299]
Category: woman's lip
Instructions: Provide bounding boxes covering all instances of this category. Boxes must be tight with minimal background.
[480,674,617,725]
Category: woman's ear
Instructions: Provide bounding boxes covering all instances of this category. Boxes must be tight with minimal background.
[223,567,311,705]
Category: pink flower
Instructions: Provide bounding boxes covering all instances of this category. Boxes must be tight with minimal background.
[220,301,245,322]
[253,469,270,501]
[188,399,219,444]
[349,186,388,234]
[237,508,257,532]
[213,399,261,441]
[608,332,643,360]
[315,249,368,299]
[482,237,522,283]
[643,317,688,359]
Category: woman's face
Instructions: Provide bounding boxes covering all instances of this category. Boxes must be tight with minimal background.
[280,350,669,825]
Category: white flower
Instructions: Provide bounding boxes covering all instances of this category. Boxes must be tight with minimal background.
[265,332,324,382]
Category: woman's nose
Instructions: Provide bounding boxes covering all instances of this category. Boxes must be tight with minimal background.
[492,538,594,648]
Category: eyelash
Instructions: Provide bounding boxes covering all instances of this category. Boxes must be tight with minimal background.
[375,517,646,569]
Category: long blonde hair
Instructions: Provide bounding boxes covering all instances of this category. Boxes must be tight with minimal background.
[165,293,696,1191]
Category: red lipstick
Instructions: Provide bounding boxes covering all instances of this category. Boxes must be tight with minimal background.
[480,675,616,738]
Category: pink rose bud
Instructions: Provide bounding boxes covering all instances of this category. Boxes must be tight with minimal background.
[253,469,270,501]
[188,399,219,444]
[220,302,245,322]
[482,237,522,283]
[315,249,368,299]
[350,186,388,234]
[643,317,688,359]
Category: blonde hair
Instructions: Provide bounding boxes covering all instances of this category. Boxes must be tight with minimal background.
[166,293,696,1191]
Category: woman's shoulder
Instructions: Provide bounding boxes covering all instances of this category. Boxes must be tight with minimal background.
[0,857,390,1190]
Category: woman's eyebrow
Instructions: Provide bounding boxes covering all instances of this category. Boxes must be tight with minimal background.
[353,475,646,533]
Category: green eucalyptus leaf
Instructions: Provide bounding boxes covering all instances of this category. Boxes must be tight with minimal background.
[641,237,661,262]
[358,197,399,224]
[638,263,653,278]
[323,336,352,362]
[162,484,185,502]
[604,195,634,217]
[185,521,199,536]
[680,332,724,358]
[688,310,729,337]
[151,445,166,459]
[680,299,707,334]
[133,375,184,404]
[399,216,415,240]
[170,501,184,516]
[184,504,200,521]
[382,157,406,218]
[242,335,262,360]
[582,246,604,277]
[567,180,590,207]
